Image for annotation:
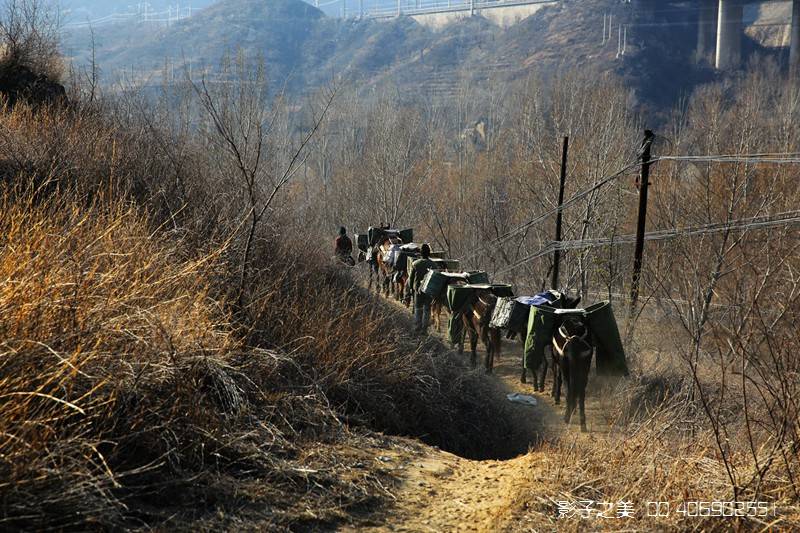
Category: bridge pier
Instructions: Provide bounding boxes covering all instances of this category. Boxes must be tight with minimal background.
[715,0,743,70]
[792,0,800,74]
[696,0,717,64]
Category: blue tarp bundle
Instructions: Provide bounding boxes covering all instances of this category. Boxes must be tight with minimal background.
[516,291,559,308]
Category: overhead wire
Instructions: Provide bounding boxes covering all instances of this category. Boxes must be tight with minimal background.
[455,159,642,264]
[654,154,800,164]
[494,210,800,277]
[466,150,800,270]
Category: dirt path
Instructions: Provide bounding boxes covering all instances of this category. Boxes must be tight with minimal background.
[352,312,615,532]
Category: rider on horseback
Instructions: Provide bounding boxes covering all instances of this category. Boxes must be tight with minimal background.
[408,243,436,333]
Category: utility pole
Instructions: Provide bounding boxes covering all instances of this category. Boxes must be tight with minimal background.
[630,130,655,313]
[551,136,569,290]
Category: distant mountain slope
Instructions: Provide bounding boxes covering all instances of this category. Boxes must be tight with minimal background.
[63,0,788,111]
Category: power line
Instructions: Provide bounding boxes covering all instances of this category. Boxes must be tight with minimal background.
[494,210,800,277]
[463,151,800,269]
[655,154,800,165]
[456,160,642,264]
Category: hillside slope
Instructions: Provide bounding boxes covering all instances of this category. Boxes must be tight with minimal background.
[65,0,792,111]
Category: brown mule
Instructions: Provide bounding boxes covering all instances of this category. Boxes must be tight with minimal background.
[459,290,502,372]
[375,237,403,300]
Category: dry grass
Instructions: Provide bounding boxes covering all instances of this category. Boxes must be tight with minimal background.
[241,240,524,460]
[503,319,800,531]
[0,99,519,528]
[509,405,800,530]
[0,189,405,529]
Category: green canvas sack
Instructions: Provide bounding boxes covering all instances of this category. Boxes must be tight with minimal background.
[585,301,628,376]
[523,305,557,371]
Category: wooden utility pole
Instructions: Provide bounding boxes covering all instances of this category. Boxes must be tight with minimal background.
[551,136,569,289]
[630,130,655,311]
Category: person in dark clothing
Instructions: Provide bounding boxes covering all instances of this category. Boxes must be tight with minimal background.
[408,243,437,333]
[335,227,354,265]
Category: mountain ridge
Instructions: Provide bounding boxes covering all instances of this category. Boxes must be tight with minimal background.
[63,0,790,111]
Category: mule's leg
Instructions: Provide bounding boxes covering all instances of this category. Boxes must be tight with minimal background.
[553,361,562,405]
[469,329,478,368]
[484,329,498,373]
[521,364,528,384]
[579,389,587,432]
[564,363,577,425]
[578,359,591,432]
[537,356,548,393]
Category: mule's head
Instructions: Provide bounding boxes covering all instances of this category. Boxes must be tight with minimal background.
[562,293,582,309]
[560,316,586,338]
[560,317,592,361]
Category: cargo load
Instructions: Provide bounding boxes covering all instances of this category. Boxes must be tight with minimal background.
[516,291,561,308]
[367,227,414,246]
[406,253,448,278]
[421,270,467,299]
[461,283,514,298]
[584,301,628,376]
[447,284,476,314]
[355,233,369,253]
[448,313,465,345]
[383,244,402,266]
[465,271,490,284]
[490,297,531,331]
[395,249,420,272]
[429,251,447,259]
[431,258,461,272]
[398,228,414,243]
[522,300,628,377]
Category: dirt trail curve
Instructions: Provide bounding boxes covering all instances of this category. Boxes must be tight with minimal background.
[347,306,614,532]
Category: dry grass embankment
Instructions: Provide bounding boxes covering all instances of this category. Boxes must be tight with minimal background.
[0,101,522,529]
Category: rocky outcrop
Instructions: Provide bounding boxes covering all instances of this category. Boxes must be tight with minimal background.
[0,63,67,108]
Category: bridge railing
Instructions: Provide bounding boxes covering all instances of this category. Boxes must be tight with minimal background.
[344,0,556,20]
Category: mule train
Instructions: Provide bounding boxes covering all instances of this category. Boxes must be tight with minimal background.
[353,225,628,432]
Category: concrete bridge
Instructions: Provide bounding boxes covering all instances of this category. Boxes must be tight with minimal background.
[681,0,800,70]
[313,0,800,71]
[312,0,556,27]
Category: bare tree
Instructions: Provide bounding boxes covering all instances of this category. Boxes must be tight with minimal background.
[191,50,335,306]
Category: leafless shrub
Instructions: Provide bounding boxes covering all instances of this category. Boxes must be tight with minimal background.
[0,0,61,78]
